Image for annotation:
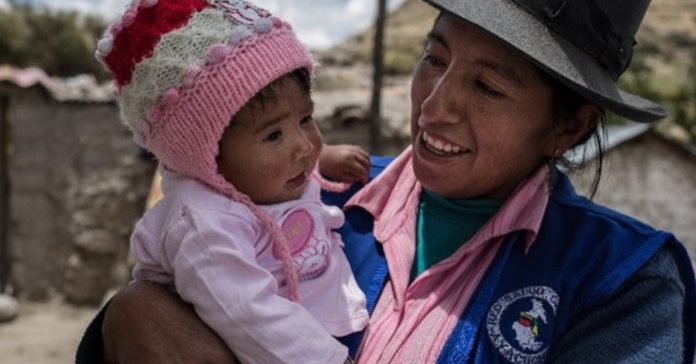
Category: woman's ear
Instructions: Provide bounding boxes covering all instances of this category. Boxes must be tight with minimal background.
[553,103,602,154]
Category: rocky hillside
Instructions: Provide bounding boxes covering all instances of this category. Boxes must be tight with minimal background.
[317,0,436,75]
[314,0,696,150]
[644,0,696,38]
[632,0,696,88]
[321,0,696,74]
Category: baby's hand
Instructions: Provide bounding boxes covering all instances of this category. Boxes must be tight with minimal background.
[319,144,370,184]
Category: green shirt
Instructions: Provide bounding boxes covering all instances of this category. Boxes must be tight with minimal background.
[410,189,502,281]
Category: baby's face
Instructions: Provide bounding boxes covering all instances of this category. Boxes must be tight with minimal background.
[218,76,322,205]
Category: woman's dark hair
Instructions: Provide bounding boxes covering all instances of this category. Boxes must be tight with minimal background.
[540,71,606,199]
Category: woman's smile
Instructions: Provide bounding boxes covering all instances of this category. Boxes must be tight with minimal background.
[421,131,468,156]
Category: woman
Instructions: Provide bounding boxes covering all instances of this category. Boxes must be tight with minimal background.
[77,0,695,362]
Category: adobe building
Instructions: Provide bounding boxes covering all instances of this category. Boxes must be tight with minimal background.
[569,123,696,264]
[0,66,154,305]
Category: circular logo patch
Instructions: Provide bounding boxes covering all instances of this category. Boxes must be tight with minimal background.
[487,286,559,363]
[279,209,314,255]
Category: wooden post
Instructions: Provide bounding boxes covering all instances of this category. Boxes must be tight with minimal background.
[369,0,387,154]
[0,96,8,293]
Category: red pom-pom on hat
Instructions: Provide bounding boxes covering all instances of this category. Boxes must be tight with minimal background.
[104,0,208,87]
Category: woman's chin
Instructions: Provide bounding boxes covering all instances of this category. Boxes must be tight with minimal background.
[412,160,453,195]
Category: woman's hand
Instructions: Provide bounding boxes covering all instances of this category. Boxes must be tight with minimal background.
[102,280,238,364]
[319,144,370,184]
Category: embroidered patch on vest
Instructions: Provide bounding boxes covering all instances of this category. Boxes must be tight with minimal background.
[487,286,559,363]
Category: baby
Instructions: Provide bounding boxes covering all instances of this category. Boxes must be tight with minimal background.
[95,0,370,363]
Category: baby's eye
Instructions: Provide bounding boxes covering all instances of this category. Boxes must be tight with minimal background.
[300,116,313,125]
[265,130,282,142]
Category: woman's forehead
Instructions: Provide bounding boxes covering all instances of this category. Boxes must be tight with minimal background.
[431,13,542,83]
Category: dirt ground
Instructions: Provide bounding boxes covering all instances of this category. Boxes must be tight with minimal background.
[0,299,98,364]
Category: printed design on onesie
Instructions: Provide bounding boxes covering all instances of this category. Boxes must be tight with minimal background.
[274,208,330,282]
[212,0,271,26]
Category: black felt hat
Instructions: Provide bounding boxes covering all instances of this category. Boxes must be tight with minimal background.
[425,0,667,122]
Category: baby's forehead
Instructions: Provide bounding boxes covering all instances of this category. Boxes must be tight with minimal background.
[228,73,313,128]
[249,77,305,108]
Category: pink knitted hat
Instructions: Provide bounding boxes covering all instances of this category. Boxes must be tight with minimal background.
[96,0,314,196]
[96,0,315,301]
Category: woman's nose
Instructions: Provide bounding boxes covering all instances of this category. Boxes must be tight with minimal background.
[420,73,463,125]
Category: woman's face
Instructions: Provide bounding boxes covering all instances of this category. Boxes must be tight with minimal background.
[411,14,558,199]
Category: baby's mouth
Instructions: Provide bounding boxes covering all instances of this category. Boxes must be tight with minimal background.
[286,171,308,190]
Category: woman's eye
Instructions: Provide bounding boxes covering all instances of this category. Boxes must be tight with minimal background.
[476,80,504,99]
[265,130,282,142]
[300,116,313,125]
[423,53,445,68]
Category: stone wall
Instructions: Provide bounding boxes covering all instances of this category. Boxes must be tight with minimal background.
[0,82,154,305]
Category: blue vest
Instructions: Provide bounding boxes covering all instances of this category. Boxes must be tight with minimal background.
[323,157,696,363]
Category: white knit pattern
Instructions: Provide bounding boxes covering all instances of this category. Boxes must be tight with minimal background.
[120,8,236,143]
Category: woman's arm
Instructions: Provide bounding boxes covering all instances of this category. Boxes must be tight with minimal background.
[77,280,237,364]
[549,246,685,363]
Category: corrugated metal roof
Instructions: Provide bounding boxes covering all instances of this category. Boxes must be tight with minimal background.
[566,123,651,164]
[566,122,696,165]
[0,65,115,103]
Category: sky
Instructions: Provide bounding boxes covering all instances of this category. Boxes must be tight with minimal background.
[6,0,406,49]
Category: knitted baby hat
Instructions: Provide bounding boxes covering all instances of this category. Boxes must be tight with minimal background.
[96,0,314,197]
[96,0,315,301]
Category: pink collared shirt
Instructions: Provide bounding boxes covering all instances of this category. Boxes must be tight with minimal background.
[347,147,549,363]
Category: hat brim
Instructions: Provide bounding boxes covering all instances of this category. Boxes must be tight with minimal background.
[424,0,667,122]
